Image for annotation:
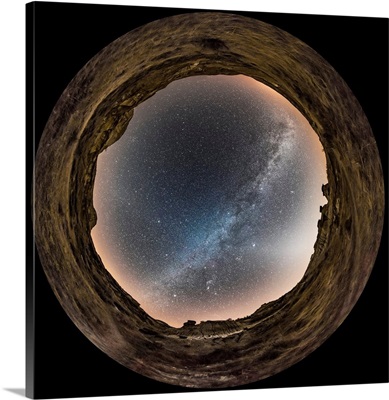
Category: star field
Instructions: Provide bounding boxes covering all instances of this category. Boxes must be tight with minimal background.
[92,75,327,327]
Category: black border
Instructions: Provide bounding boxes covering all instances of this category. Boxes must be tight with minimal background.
[26,2,388,398]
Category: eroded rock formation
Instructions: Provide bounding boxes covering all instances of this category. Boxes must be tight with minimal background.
[34,13,384,388]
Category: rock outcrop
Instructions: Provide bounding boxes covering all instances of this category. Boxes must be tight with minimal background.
[34,12,385,389]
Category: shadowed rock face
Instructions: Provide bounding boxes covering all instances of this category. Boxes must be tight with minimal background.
[34,13,384,388]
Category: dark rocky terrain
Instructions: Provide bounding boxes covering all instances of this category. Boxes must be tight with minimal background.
[34,13,385,388]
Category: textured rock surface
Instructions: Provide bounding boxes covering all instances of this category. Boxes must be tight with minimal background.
[34,13,384,388]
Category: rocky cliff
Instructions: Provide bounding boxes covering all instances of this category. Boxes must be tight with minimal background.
[34,12,384,388]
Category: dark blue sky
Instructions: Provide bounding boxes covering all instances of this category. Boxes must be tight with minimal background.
[92,75,327,327]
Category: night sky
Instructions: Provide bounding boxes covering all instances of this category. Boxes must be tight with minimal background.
[92,75,327,327]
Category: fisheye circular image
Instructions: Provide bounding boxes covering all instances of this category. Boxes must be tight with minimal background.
[34,11,384,389]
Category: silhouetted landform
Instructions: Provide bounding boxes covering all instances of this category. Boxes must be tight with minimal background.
[34,13,384,388]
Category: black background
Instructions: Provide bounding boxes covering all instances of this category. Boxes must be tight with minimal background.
[26,2,388,399]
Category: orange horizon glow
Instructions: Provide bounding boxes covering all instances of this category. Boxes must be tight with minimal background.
[92,74,327,328]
